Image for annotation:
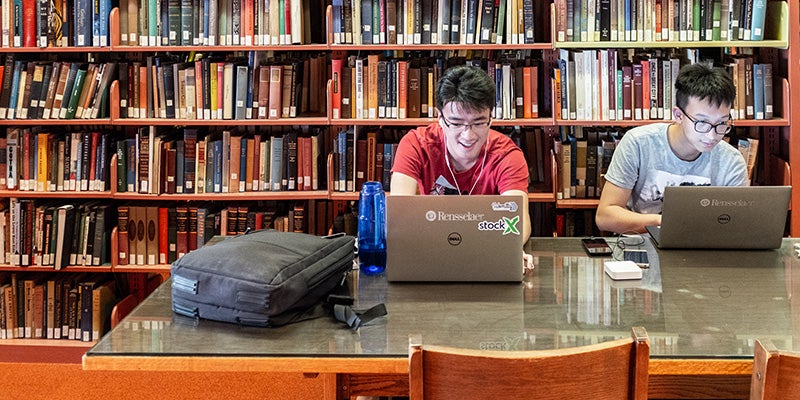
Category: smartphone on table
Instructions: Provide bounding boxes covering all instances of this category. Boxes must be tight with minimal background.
[623,248,650,268]
[581,238,612,256]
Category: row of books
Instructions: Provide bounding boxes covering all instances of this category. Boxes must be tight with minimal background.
[331,54,543,120]
[0,57,116,121]
[117,52,327,120]
[117,201,329,266]
[122,126,327,195]
[555,49,774,122]
[0,271,161,341]
[118,0,326,46]
[330,125,555,194]
[0,273,117,341]
[0,197,347,270]
[0,201,113,270]
[732,136,760,184]
[331,127,401,192]
[554,126,620,200]
[0,129,112,192]
[331,0,542,45]
[120,204,266,265]
[554,0,779,43]
[0,0,111,47]
[503,126,554,191]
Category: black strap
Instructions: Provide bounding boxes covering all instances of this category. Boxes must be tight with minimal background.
[333,303,388,330]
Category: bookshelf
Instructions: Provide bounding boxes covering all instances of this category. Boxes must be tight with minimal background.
[0,0,798,352]
[549,0,798,237]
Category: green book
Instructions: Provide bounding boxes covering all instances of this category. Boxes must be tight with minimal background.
[64,67,87,119]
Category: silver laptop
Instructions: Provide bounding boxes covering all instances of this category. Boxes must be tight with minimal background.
[645,186,791,249]
[386,195,525,282]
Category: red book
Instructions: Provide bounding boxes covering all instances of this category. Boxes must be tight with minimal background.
[251,134,261,190]
[175,206,188,258]
[639,60,650,120]
[88,132,99,190]
[622,65,632,120]
[331,58,343,119]
[22,0,36,47]
[283,0,291,43]
[158,207,168,264]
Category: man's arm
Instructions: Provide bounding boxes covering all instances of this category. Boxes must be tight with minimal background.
[595,181,661,234]
[390,171,419,195]
[501,189,530,242]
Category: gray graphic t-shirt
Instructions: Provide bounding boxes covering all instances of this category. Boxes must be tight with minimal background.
[604,123,748,214]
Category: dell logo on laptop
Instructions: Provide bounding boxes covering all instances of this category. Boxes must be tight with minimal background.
[718,214,731,224]
[447,232,462,246]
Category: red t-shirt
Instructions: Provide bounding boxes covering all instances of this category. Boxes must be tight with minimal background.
[391,123,529,195]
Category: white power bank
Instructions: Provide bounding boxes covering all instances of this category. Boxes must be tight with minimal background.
[604,260,643,280]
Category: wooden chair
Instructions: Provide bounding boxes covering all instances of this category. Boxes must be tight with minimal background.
[110,294,139,329]
[408,327,649,400]
[750,339,800,400]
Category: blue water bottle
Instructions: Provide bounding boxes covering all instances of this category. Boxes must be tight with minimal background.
[358,181,387,275]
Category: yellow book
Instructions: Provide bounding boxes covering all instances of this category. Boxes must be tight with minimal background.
[36,133,49,192]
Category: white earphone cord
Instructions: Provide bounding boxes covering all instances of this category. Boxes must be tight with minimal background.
[444,137,488,196]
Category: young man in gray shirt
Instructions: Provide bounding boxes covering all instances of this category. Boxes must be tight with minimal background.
[596,63,748,234]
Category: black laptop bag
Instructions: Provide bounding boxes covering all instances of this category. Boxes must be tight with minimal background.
[171,230,356,327]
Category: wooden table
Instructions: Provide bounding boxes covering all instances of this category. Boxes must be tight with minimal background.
[83,237,800,399]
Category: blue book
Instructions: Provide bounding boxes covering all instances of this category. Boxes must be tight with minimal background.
[96,133,108,191]
[749,0,768,40]
[203,0,210,44]
[753,63,765,120]
[239,136,247,192]
[74,0,92,46]
[12,0,22,46]
[332,0,342,43]
[205,139,214,193]
[382,143,393,190]
[212,140,222,193]
[116,139,127,192]
[7,61,23,119]
[99,0,108,45]
[361,0,372,44]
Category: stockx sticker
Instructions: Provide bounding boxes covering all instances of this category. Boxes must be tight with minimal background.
[477,216,520,235]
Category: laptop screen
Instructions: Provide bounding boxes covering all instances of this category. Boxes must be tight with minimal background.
[647,186,791,249]
[385,195,525,282]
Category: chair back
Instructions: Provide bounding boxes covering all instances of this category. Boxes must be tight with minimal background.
[408,327,649,400]
[750,339,800,400]
[110,294,138,329]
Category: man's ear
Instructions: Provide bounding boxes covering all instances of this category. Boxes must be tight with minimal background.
[672,106,683,121]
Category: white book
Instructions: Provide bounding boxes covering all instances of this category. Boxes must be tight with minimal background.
[574,52,584,120]
[599,50,609,121]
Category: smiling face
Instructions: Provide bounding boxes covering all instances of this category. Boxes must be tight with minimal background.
[671,96,733,160]
[439,102,492,172]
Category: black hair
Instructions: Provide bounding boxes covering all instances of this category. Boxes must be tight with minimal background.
[435,65,495,113]
[674,63,736,110]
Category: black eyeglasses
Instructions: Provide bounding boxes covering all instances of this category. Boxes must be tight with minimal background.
[440,114,492,133]
[678,106,733,136]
